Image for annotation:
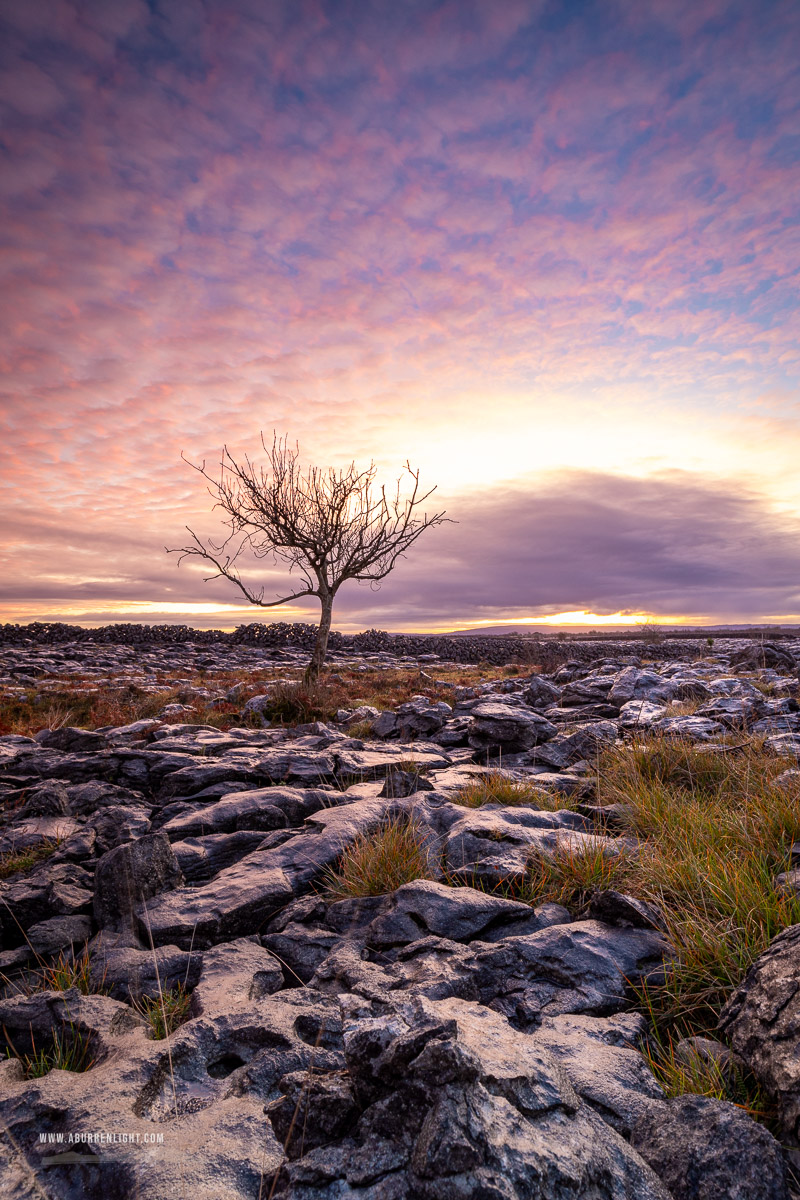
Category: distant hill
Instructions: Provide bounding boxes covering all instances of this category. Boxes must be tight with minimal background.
[435,623,800,637]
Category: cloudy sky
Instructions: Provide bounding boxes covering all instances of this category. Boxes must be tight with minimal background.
[2,0,799,632]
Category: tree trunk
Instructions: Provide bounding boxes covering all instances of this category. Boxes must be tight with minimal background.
[306,591,334,682]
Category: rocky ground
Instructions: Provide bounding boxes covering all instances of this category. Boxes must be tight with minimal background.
[0,630,799,1199]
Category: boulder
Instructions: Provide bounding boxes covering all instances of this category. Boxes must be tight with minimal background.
[630,1093,788,1200]
[272,994,672,1198]
[468,701,558,752]
[719,922,800,1143]
[364,879,544,949]
[526,721,618,770]
[93,831,184,930]
[531,1011,664,1136]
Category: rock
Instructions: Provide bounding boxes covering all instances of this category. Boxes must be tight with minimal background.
[364,879,545,949]
[730,642,796,671]
[630,1093,789,1200]
[0,814,81,857]
[88,804,152,854]
[159,786,335,840]
[521,676,562,708]
[267,1069,359,1158]
[765,733,800,760]
[16,781,70,816]
[171,830,270,882]
[66,780,148,817]
[379,767,435,797]
[650,715,725,740]
[526,720,618,770]
[373,710,398,737]
[394,696,448,738]
[189,936,283,1014]
[468,701,558,752]
[694,696,758,728]
[443,805,616,890]
[93,831,184,930]
[617,700,668,728]
[273,994,672,1198]
[33,727,108,752]
[0,861,94,942]
[719,922,800,1142]
[531,1011,665,1135]
[88,931,204,1000]
[137,796,411,948]
[588,890,666,931]
[25,914,93,957]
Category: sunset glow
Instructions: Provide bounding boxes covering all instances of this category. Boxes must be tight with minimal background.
[2,0,799,631]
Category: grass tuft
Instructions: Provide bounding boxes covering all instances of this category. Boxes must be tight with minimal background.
[451,772,578,812]
[0,838,60,880]
[131,984,194,1041]
[321,815,433,899]
[131,984,193,1040]
[5,1022,96,1077]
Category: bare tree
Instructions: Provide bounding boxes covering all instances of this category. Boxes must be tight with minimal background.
[168,434,449,680]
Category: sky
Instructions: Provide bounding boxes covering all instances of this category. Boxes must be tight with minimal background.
[1,0,799,633]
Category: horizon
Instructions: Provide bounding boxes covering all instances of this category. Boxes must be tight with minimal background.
[2,0,800,631]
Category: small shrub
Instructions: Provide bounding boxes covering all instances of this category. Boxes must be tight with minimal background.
[131,984,193,1040]
[257,680,332,725]
[321,816,433,899]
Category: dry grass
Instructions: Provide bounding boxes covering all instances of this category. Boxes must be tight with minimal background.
[321,815,433,899]
[131,983,193,1040]
[595,735,800,1036]
[450,772,580,811]
[0,664,512,737]
[521,841,632,912]
[0,838,60,879]
[4,1021,97,1078]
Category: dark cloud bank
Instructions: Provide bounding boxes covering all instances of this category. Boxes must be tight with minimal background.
[3,471,799,628]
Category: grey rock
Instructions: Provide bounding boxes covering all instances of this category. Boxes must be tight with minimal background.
[719,922,800,1142]
[160,785,335,840]
[630,1093,788,1200]
[522,676,562,708]
[0,861,94,942]
[468,701,558,752]
[531,1011,665,1135]
[650,715,725,740]
[730,642,796,671]
[66,780,148,817]
[379,767,435,797]
[765,733,800,760]
[94,831,184,930]
[25,914,93,958]
[88,930,203,1000]
[588,890,666,931]
[34,726,108,752]
[617,700,668,728]
[171,830,270,882]
[373,710,398,737]
[88,804,151,855]
[189,936,283,1015]
[138,796,412,948]
[273,994,672,1198]
[527,721,618,770]
[364,879,543,949]
[17,781,70,816]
